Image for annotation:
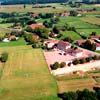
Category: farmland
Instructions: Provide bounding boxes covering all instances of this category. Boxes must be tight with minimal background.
[56,74,98,93]
[0,46,59,100]
[0,3,99,100]
[59,16,100,37]
[0,4,67,13]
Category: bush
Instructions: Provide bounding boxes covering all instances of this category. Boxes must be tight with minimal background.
[85,57,92,62]
[52,26,60,34]
[72,59,80,65]
[58,89,99,100]
[79,58,86,64]
[60,62,66,68]
[1,52,8,62]
[50,62,60,70]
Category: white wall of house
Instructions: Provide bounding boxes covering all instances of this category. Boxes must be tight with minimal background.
[96,47,100,51]
[47,43,55,48]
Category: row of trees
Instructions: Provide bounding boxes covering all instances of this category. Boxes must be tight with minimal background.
[58,89,100,100]
[43,17,60,28]
[50,62,66,70]
[72,55,100,65]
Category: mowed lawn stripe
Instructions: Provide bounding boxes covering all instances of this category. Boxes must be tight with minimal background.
[0,46,59,100]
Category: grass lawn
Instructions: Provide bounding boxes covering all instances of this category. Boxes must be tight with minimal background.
[0,38,26,47]
[0,46,59,100]
[56,75,96,93]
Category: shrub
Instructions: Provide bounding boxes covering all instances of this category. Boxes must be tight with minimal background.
[60,62,66,68]
[1,52,8,62]
[50,62,60,70]
[72,59,80,65]
[79,58,86,64]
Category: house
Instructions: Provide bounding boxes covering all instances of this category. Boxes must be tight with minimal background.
[8,35,19,41]
[30,13,39,18]
[61,12,70,17]
[44,39,59,49]
[49,32,58,38]
[57,41,71,51]
[75,40,85,46]
[96,43,100,51]
[3,38,10,42]
[29,23,44,30]
[91,35,100,43]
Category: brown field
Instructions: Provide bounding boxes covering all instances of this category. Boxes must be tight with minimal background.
[56,74,96,93]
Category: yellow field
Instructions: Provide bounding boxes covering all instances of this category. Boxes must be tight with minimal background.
[0,5,66,13]
[0,46,59,100]
[82,16,100,25]
[56,75,96,93]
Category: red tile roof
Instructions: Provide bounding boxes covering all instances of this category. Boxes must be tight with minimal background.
[30,23,44,30]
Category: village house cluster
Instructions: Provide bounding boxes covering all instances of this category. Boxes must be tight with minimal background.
[44,39,100,75]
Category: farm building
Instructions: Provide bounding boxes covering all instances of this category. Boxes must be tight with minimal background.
[44,39,59,49]
[57,41,71,51]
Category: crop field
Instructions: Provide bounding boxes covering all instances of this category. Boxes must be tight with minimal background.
[60,31,81,40]
[55,16,100,38]
[82,16,100,26]
[0,46,59,100]
[0,4,67,13]
[56,75,96,93]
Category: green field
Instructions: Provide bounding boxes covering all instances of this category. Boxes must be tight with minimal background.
[0,38,26,47]
[59,16,100,37]
[0,46,59,100]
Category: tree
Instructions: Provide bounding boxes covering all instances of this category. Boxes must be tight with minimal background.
[72,59,80,65]
[50,62,60,70]
[58,89,98,100]
[79,58,86,64]
[53,26,60,34]
[63,37,73,43]
[70,10,78,16]
[34,27,49,39]
[85,57,92,62]
[24,34,38,44]
[23,4,26,9]
[90,32,96,36]
[60,62,66,68]
[82,40,96,51]
[92,55,99,60]
[43,20,53,28]
[1,52,8,62]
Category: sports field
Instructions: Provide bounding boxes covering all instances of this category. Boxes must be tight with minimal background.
[0,46,59,100]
